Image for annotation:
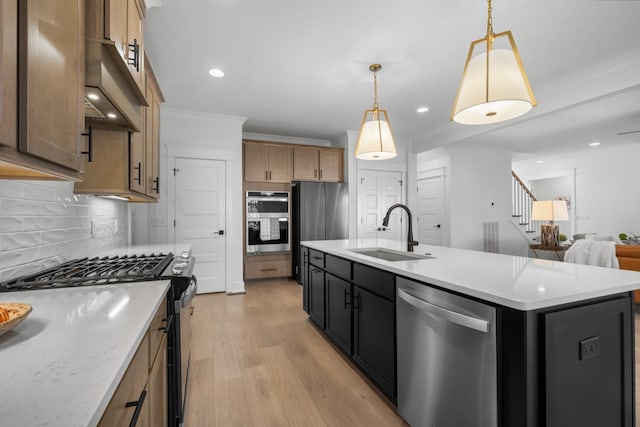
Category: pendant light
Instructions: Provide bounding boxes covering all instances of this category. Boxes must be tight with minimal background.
[355,64,397,160]
[451,0,537,125]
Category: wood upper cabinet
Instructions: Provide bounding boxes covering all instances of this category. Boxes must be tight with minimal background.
[319,149,343,182]
[243,141,292,183]
[126,0,144,90]
[104,0,145,93]
[0,0,85,180]
[129,130,145,193]
[292,147,318,180]
[144,58,164,199]
[75,56,163,202]
[293,146,343,182]
[0,0,17,151]
[74,127,156,202]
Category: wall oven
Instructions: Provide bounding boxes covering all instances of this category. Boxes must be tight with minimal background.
[246,191,290,254]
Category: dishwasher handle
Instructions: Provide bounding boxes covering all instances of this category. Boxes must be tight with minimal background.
[398,288,489,333]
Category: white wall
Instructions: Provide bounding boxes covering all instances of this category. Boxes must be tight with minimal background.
[513,144,640,239]
[131,107,247,294]
[0,181,128,281]
[416,142,528,255]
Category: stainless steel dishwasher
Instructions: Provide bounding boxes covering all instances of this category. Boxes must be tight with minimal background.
[396,277,498,427]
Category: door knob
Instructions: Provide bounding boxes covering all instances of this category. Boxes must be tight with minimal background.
[218,230,225,235]
[434,224,441,228]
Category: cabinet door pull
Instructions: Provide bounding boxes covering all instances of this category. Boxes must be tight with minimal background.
[134,162,142,184]
[153,177,160,193]
[314,169,317,178]
[81,126,93,163]
[344,288,351,309]
[125,389,147,427]
[269,170,272,180]
[158,314,173,333]
[265,170,269,180]
[128,38,140,72]
[260,268,277,272]
[319,169,323,179]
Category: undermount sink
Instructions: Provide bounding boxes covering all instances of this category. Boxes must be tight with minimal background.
[349,247,435,262]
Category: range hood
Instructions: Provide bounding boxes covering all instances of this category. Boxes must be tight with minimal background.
[84,37,147,132]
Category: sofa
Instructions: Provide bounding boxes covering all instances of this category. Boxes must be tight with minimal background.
[616,245,640,304]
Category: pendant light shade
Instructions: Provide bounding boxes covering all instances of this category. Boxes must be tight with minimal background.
[451,0,536,125]
[355,64,397,160]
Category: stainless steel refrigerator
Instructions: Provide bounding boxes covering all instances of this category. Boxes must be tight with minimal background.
[291,181,348,282]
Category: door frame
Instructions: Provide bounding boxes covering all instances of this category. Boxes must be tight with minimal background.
[356,168,407,240]
[416,166,449,247]
[165,145,240,293]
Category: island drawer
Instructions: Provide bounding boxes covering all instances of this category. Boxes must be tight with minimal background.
[325,254,351,281]
[353,263,395,301]
[309,249,325,268]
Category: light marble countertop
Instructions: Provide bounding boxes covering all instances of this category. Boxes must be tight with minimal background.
[0,280,170,427]
[301,239,640,310]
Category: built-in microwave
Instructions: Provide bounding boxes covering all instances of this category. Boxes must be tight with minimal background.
[246,191,290,254]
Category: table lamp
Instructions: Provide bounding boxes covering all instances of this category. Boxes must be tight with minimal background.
[531,200,569,247]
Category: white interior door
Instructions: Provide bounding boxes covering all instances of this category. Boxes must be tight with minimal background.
[417,175,445,246]
[381,171,404,241]
[357,170,382,239]
[174,158,226,293]
[357,169,404,241]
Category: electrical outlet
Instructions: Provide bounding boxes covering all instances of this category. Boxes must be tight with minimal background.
[151,217,166,227]
[579,336,600,360]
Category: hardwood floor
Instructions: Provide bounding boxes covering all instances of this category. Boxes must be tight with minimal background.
[185,279,640,426]
[184,278,407,427]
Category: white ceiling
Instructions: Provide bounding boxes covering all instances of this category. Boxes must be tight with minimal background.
[144,0,640,157]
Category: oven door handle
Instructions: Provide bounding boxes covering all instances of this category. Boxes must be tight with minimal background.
[182,275,198,307]
[248,197,289,202]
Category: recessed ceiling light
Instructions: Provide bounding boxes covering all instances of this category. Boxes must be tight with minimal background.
[87,93,99,101]
[536,160,544,164]
[208,68,225,78]
[107,113,117,119]
[416,106,429,113]
[589,141,600,147]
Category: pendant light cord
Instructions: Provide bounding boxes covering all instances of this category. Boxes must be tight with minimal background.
[371,65,381,120]
[485,0,494,102]
[373,69,379,112]
[487,0,494,40]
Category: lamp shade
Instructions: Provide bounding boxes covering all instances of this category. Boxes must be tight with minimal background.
[531,200,569,222]
[452,48,534,125]
[355,110,397,160]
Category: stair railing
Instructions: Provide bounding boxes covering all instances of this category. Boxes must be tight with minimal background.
[512,171,537,233]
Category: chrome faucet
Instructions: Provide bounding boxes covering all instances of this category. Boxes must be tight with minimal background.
[382,204,419,252]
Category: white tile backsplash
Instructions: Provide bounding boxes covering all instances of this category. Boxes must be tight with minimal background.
[0,181,129,282]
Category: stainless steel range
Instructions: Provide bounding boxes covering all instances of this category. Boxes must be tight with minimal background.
[0,251,196,427]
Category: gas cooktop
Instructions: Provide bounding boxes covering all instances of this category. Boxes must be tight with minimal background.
[1,253,174,292]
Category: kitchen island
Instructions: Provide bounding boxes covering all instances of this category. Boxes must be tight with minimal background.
[0,280,170,427]
[301,238,640,427]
